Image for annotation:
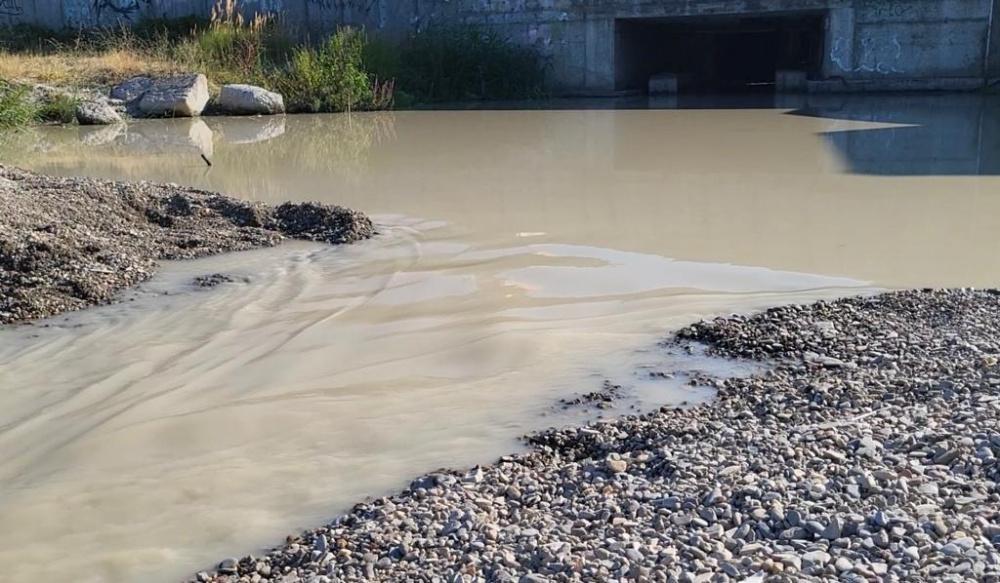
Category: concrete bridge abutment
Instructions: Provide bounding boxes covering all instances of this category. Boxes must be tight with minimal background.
[3,0,998,94]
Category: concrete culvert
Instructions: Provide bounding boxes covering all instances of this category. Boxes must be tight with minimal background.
[615,12,825,95]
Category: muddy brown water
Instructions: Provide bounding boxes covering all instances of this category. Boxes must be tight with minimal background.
[1,95,999,582]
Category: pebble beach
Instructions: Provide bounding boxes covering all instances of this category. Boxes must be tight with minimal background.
[191,289,1000,582]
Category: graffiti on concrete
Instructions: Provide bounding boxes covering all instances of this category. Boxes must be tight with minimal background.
[830,34,905,75]
[308,0,377,14]
[830,37,850,72]
[0,0,23,17]
[856,34,904,74]
[64,0,151,25]
[93,0,150,20]
[238,0,284,14]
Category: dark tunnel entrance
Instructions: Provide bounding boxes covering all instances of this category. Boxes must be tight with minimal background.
[615,13,826,94]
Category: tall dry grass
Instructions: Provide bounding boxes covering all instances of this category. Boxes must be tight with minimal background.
[0,51,182,87]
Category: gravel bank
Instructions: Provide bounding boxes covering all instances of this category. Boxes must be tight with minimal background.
[0,164,373,325]
[192,289,1000,582]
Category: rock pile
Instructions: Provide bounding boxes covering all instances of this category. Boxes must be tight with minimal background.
[106,76,286,120]
[109,74,212,118]
[25,76,286,126]
[191,289,1000,582]
[0,165,373,325]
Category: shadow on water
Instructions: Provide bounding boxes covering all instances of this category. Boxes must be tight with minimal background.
[788,93,1000,177]
[434,92,1000,176]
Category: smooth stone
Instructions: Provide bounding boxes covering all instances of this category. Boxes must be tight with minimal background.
[217,83,285,115]
[218,558,238,574]
[606,458,628,474]
[801,550,831,567]
[138,74,210,117]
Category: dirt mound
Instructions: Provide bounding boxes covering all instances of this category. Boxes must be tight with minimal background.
[0,165,373,325]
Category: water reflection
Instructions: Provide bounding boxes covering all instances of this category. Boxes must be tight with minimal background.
[792,94,1000,176]
[11,94,998,177]
[653,93,1000,176]
[208,116,286,145]
[6,103,1000,287]
[433,93,1000,176]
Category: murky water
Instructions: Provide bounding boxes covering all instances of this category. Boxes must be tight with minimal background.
[2,95,999,582]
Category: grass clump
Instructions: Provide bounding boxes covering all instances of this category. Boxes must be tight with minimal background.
[174,0,292,85]
[0,82,39,129]
[36,92,79,123]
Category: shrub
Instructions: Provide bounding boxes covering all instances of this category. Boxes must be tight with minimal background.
[0,82,39,129]
[274,28,374,113]
[377,26,545,103]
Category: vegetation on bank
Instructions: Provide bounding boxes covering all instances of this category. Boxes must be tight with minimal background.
[363,27,546,104]
[0,82,37,129]
[0,81,84,128]
[0,3,546,127]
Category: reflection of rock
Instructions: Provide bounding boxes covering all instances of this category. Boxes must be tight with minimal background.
[187,119,215,156]
[212,116,287,145]
[122,119,215,156]
[79,123,127,146]
[137,74,210,117]
[218,84,285,115]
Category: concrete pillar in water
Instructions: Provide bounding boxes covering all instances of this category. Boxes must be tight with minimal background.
[649,73,679,95]
[584,17,616,94]
[776,70,808,93]
[823,7,856,79]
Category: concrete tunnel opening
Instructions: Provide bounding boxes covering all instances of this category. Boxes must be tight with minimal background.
[614,13,826,95]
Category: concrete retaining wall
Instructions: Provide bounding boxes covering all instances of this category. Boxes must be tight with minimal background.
[4,0,998,93]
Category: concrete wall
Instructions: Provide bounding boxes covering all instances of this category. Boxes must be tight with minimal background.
[330,0,999,93]
[4,0,998,93]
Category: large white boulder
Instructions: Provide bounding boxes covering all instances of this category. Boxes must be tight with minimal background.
[137,74,210,118]
[217,84,285,115]
[110,76,153,103]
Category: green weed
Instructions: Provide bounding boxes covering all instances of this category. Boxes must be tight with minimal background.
[36,92,79,124]
[0,82,39,129]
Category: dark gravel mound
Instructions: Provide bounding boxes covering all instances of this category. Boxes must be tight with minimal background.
[0,164,374,325]
[272,201,373,244]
